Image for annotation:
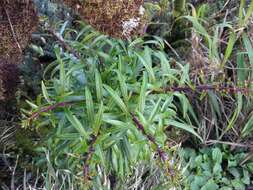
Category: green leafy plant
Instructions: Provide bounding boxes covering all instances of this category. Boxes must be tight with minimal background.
[14,1,253,189]
[22,24,202,188]
[181,146,252,190]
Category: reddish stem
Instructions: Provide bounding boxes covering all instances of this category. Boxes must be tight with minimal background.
[83,134,98,181]
[28,101,74,123]
[163,84,252,94]
[130,112,168,162]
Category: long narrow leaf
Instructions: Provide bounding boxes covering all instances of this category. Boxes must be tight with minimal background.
[168,120,203,142]
[85,87,95,122]
[104,85,128,114]
[65,110,88,138]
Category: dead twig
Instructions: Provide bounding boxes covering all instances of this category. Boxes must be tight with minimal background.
[4,7,22,53]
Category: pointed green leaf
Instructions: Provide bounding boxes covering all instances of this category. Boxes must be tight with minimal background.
[115,70,128,103]
[85,87,95,123]
[65,110,88,138]
[103,85,128,114]
[168,120,203,141]
[95,69,103,102]
[41,81,51,103]
[138,72,147,113]
[136,52,156,83]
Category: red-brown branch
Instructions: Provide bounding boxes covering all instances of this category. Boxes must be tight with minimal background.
[83,134,98,181]
[28,101,74,123]
[130,112,168,162]
[150,83,253,95]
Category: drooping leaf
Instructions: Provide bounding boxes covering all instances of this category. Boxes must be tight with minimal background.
[168,120,203,142]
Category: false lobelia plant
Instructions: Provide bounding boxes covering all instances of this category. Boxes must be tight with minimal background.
[22,24,201,188]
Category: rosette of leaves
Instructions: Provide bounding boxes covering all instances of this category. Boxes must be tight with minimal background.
[63,0,147,38]
[0,0,38,64]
